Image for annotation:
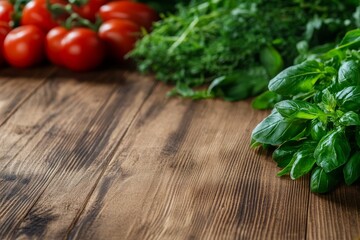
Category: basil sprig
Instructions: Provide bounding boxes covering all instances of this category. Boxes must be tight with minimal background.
[252,29,360,193]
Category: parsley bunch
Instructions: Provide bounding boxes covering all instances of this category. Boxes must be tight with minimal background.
[252,29,360,193]
[130,0,359,101]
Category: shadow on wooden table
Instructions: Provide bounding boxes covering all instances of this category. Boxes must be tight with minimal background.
[0,61,143,85]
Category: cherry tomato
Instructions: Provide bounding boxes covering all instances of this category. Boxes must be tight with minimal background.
[98,19,140,61]
[98,2,158,31]
[73,0,107,22]
[0,21,10,65]
[21,0,60,32]
[0,1,13,25]
[4,25,45,67]
[60,28,105,71]
[46,26,68,66]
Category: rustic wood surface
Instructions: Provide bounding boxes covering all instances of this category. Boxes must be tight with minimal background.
[0,67,359,240]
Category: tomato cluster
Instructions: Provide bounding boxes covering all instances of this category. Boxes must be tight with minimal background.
[0,0,158,71]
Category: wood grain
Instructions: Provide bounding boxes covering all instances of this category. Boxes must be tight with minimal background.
[0,69,155,239]
[0,69,359,240]
[307,185,360,240]
[68,84,310,240]
[0,67,54,126]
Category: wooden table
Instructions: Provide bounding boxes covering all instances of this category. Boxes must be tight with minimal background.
[0,66,359,240]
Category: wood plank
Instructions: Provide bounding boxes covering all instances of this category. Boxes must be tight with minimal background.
[68,85,310,240]
[307,185,360,240]
[0,69,155,239]
[0,67,55,126]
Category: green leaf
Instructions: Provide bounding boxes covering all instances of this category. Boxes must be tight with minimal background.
[336,29,360,51]
[277,157,295,177]
[272,141,303,168]
[252,91,282,110]
[310,119,327,141]
[321,89,337,112]
[268,60,325,96]
[310,167,340,193]
[338,60,360,87]
[168,82,213,100]
[208,68,269,101]
[250,138,262,148]
[275,100,323,119]
[336,86,360,111]
[260,45,284,78]
[343,152,360,185]
[339,111,360,126]
[314,129,350,172]
[251,110,308,145]
[290,145,317,180]
[356,127,360,148]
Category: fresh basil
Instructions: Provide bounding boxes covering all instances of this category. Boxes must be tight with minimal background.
[314,129,350,172]
[343,152,360,185]
[251,110,308,145]
[310,119,327,141]
[268,60,325,96]
[336,86,360,111]
[338,60,360,87]
[290,146,317,180]
[336,29,360,50]
[310,167,340,193]
[272,141,303,168]
[275,100,323,119]
[339,111,360,126]
[252,29,360,193]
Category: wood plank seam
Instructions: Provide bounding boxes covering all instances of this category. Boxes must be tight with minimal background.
[64,82,159,239]
[0,67,56,129]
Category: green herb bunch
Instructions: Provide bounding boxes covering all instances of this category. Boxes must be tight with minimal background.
[130,0,359,101]
[251,29,360,193]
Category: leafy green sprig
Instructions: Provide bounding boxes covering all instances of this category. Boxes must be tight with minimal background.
[251,29,360,193]
[130,0,359,101]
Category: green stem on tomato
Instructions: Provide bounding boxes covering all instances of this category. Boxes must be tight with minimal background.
[45,0,100,31]
[11,0,31,28]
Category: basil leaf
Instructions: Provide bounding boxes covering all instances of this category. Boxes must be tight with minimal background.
[209,68,268,101]
[310,167,340,193]
[251,110,308,145]
[321,89,337,112]
[314,129,350,172]
[277,157,295,177]
[275,100,322,119]
[343,152,360,185]
[273,141,303,168]
[356,127,360,148]
[310,119,327,141]
[260,45,284,78]
[268,60,324,96]
[290,146,317,180]
[338,60,360,87]
[336,29,360,51]
[339,111,360,126]
[252,91,282,110]
[336,86,360,111]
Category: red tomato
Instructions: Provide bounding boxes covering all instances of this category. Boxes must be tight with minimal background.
[98,2,159,31]
[4,25,45,67]
[0,21,10,65]
[46,26,68,66]
[21,0,59,32]
[0,1,13,25]
[73,0,107,22]
[98,19,140,61]
[60,28,105,71]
